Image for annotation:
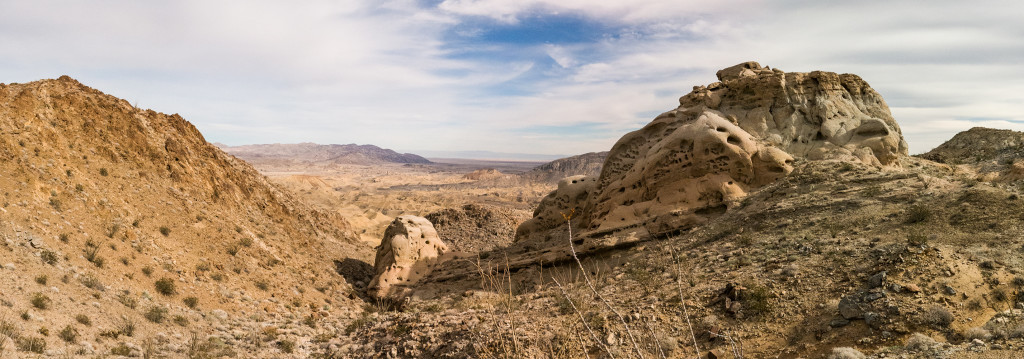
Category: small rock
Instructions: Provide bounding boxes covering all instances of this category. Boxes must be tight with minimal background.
[829,318,850,328]
[904,284,921,293]
[868,271,886,288]
[839,294,864,319]
[943,285,956,295]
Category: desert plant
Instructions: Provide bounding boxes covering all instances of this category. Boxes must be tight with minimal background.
[58,325,78,343]
[99,168,108,176]
[923,305,954,327]
[111,342,132,355]
[75,314,91,326]
[905,204,932,224]
[277,339,296,353]
[239,237,253,247]
[255,280,269,291]
[117,291,138,309]
[40,249,59,265]
[30,293,51,309]
[144,306,168,323]
[173,315,189,326]
[80,275,104,290]
[142,265,154,277]
[58,233,70,243]
[16,336,45,353]
[155,278,176,295]
[183,296,199,309]
[159,226,171,236]
[34,275,47,285]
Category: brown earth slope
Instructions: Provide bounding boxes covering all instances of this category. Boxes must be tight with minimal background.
[0,76,372,357]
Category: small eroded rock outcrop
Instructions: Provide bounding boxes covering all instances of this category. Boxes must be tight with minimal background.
[368,215,449,299]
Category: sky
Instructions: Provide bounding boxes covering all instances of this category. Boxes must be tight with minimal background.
[1,0,1022,158]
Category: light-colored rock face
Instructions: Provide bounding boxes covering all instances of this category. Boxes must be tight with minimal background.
[516,62,907,242]
[368,215,449,299]
[584,111,793,232]
[515,175,596,242]
[684,61,908,167]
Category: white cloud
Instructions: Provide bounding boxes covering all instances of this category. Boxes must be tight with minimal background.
[0,0,1022,156]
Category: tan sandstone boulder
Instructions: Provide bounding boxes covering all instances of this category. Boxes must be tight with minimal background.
[516,62,908,243]
[367,215,449,299]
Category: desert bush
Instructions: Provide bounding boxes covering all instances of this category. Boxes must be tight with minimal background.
[255,280,269,291]
[159,226,171,236]
[40,249,59,265]
[173,315,189,326]
[119,318,136,337]
[30,293,51,309]
[80,275,104,290]
[58,233,70,243]
[923,305,954,327]
[155,278,176,295]
[99,168,108,176]
[196,263,211,272]
[239,237,253,247]
[120,256,130,265]
[744,283,773,316]
[183,296,199,309]
[144,306,168,323]
[16,336,45,353]
[117,291,138,309]
[0,318,19,338]
[75,314,91,326]
[58,325,78,343]
[226,244,240,256]
[142,265,154,277]
[827,347,865,359]
[34,275,47,285]
[110,342,132,355]
[905,204,932,224]
[277,339,296,353]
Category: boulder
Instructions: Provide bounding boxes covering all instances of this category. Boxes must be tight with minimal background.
[516,62,908,243]
[367,216,449,299]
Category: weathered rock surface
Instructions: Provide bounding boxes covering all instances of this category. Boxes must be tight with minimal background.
[695,61,908,166]
[516,62,908,244]
[522,151,608,183]
[515,175,596,242]
[368,215,449,299]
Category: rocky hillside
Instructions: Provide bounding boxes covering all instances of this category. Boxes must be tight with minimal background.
[522,151,608,183]
[217,142,431,166]
[337,64,1024,359]
[0,76,372,357]
[920,127,1024,165]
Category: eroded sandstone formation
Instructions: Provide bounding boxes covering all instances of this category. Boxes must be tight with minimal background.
[516,62,908,243]
[368,215,449,299]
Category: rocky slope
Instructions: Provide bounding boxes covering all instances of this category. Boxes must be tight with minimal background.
[522,151,608,184]
[338,64,1024,359]
[218,142,431,166]
[0,76,373,357]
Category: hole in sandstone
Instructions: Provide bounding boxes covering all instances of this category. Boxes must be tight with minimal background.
[716,127,727,132]
[727,135,741,145]
[815,131,825,141]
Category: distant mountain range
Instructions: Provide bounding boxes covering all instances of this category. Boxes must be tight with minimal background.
[216,142,431,165]
[413,150,569,161]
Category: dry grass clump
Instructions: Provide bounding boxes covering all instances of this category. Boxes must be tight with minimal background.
[965,327,992,341]
[145,306,168,323]
[58,325,79,343]
[16,336,46,353]
[183,296,199,309]
[922,305,954,327]
[905,332,937,351]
